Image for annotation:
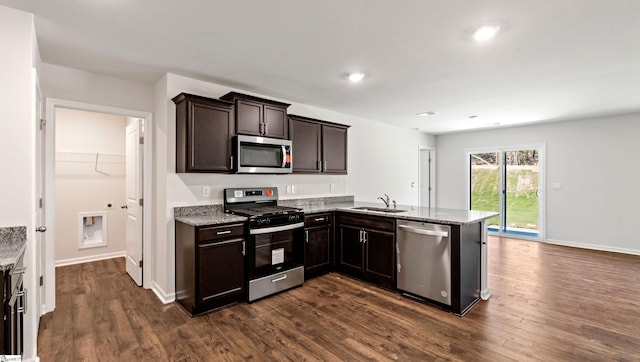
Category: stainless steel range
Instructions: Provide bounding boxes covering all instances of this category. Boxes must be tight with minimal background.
[224,187,305,302]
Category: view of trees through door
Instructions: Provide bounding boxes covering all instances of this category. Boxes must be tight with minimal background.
[470,149,540,237]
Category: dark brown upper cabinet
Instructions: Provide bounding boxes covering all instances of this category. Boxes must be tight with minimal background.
[220,92,290,139]
[173,93,235,173]
[288,114,349,174]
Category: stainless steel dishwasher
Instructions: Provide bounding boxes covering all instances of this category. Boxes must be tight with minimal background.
[396,220,451,306]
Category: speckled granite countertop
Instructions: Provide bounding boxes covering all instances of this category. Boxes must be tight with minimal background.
[0,226,27,271]
[174,204,247,226]
[296,201,498,225]
[174,196,497,227]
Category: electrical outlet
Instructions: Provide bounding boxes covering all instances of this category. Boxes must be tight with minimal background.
[291,185,296,194]
[203,186,210,197]
[286,185,292,194]
[330,183,335,192]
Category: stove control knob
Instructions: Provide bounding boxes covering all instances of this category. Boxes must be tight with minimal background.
[289,215,299,223]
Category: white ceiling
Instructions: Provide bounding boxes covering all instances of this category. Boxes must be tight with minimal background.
[2,0,639,134]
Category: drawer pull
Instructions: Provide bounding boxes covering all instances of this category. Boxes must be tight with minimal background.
[271,275,288,283]
[314,217,325,222]
[216,230,232,235]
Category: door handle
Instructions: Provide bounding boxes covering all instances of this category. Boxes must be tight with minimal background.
[121,205,128,209]
[36,226,47,232]
[305,230,309,243]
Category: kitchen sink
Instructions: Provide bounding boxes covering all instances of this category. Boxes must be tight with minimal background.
[351,206,407,213]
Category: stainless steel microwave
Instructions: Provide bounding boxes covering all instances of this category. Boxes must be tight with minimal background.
[235,135,292,174]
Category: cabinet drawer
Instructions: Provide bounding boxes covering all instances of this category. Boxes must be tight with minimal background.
[304,213,331,227]
[197,223,244,242]
[338,213,395,231]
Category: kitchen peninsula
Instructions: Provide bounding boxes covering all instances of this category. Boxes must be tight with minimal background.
[175,196,497,316]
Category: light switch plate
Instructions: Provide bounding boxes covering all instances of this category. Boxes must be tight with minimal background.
[552,183,562,190]
[202,186,210,197]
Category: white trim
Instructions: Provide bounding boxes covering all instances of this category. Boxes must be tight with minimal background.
[151,281,176,304]
[55,251,126,267]
[544,238,640,256]
[44,98,154,315]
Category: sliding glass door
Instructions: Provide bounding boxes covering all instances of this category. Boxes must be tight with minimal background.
[470,148,542,238]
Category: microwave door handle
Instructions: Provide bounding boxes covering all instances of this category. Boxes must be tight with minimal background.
[281,145,287,167]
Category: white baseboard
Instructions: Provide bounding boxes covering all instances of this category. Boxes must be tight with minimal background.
[55,251,126,267]
[544,238,640,256]
[151,281,176,304]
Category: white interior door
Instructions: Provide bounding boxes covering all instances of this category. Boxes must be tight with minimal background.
[419,148,436,208]
[34,69,46,319]
[125,119,143,285]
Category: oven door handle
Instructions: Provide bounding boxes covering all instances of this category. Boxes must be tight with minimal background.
[249,222,305,235]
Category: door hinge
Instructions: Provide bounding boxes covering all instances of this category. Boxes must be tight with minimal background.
[139,136,144,145]
[139,198,143,206]
[138,260,143,268]
[39,198,44,209]
[40,118,46,130]
[39,275,43,286]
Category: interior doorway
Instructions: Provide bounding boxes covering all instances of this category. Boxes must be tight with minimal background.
[419,147,436,208]
[468,145,545,239]
[42,98,152,314]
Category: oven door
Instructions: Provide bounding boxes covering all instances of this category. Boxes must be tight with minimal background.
[247,222,304,280]
[236,135,292,174]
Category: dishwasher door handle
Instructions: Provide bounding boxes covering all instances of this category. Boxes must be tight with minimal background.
[398,224,449,238]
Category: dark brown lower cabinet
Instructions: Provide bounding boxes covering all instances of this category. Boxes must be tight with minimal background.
[304,213,333,280]
[175,221,245,315]
[336,214,395,289]
[2,251,25,356]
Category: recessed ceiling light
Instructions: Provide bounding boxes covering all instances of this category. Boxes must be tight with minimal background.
[485,122,501,126]
[417,111,436,117]
[347,72,365,82]
[473,25,500,42]
[468,115,479,119]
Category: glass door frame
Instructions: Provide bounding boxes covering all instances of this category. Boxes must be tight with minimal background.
[466,143,546,241]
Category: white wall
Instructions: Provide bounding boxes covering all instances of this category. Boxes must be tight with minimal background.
[436,113,640,255]
[54,108,127,264]
[39,62,155,113]
[0,4,38,360]
[150,73,435,301]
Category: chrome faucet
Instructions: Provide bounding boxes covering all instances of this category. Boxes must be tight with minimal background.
[378,194,391,208]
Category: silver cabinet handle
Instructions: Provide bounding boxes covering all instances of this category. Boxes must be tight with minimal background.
[271,275,287,283]
[359,229,363,243]
[314,217,325,222]
[398,224,449,238]
[11,267,26,275]
[323,161,327,171]
[216,230,232,235]
[305,230,309,243]
[230,156,234,169]
[36,226,47,232]
[363,230,367,244]
[242,241,246,256]
[264,122,268,135]
[281,145,287,167]
[17,288,27,315]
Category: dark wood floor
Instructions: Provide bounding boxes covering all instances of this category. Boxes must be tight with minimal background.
[38,237,640,361]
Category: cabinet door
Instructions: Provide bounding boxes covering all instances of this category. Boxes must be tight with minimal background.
[305,225,331,279]
[364,229,395,288]
[290,118,321,173]
[198,239,244,305]
[322,124,348,174]
[264,105,288,139]
[236,99,263,136]
[337,225,363,276]
[189,102,234,172]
